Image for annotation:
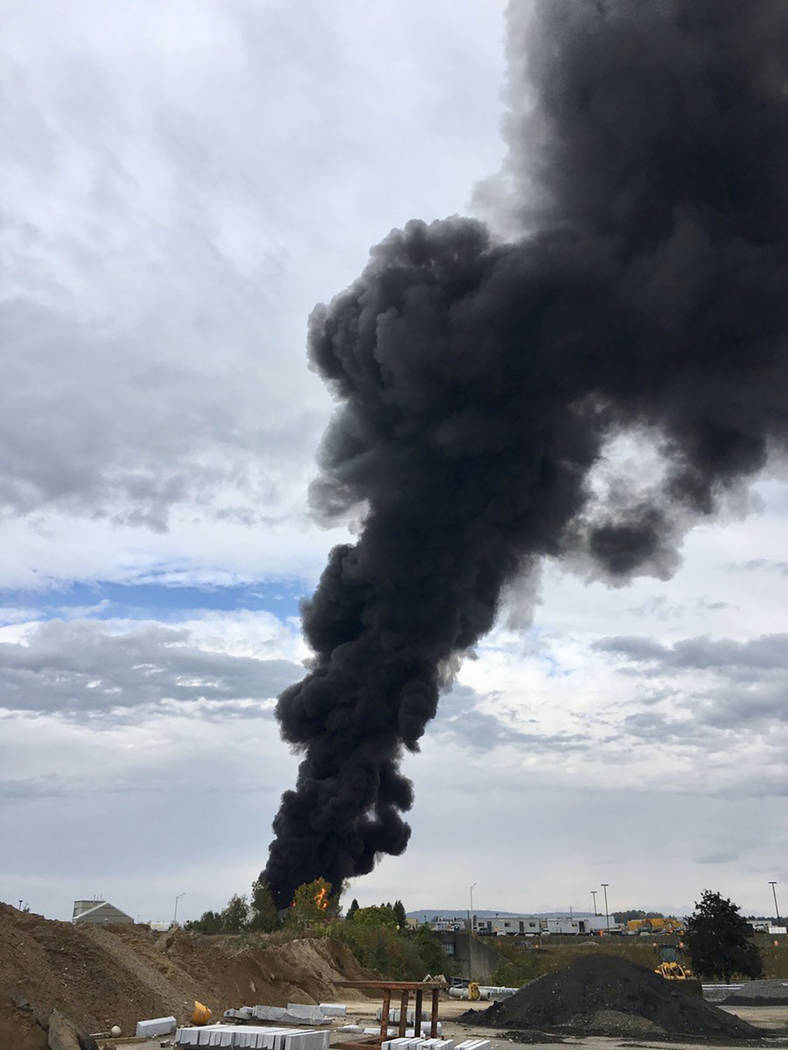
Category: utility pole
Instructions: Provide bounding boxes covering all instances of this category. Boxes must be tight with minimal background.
[468,882,478,985]
[173,891,186,926]
[769,881,781,924]
[601,883,610,931]
[591,890,598,916]
[468,882,477,932]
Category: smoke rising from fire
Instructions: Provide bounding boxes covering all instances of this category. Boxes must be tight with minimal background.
[263,0,788,908]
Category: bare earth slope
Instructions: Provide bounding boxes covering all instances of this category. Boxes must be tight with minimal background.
[0,904,369,1045]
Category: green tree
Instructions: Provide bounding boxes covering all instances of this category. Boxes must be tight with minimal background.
[413,924,448,975]
[221,893,250,933]
[185,909,223,934]
[352,904,399,929]
[249,878,280,932]
[393,900,407,930]
[346,898,360,921]
[685,890,763,983]
[288,877,334,929]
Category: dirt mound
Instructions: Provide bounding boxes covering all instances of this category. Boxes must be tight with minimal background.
[0,903,372,1045]
[463,955,762,1040]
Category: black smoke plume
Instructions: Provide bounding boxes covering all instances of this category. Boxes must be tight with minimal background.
[264,0,788,908]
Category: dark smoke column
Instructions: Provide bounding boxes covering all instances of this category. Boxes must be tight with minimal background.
[264,0,788,909]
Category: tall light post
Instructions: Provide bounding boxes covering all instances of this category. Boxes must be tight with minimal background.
[173,891,186,926]
[769,881,781,924]
[468,882,478,984]
[469,882,477,932]
[591,890,598,916]
[601,883,610,931]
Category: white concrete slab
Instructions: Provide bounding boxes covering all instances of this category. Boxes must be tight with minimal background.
[136,1015,177,1037]
[318,1003,346,1017]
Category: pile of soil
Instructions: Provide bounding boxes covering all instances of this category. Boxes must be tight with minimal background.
[0,903,371,1048]
[462,955,763,1040]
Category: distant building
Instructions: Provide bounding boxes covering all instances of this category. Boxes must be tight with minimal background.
[427,915,467,932]
[751,922,786,935]
[474,914,542,936]
[72,900,134,925]
[578,917,612,934]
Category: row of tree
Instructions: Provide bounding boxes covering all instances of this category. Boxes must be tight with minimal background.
[184,877,449,981]
[183,878,280,934]
[185,878,410,938]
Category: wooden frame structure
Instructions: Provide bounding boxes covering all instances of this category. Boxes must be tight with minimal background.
[336,980,445,1047]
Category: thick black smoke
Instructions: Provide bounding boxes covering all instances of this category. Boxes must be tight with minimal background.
[264,0,788,908]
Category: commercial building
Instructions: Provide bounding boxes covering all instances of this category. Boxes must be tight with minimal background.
[72,900,134,925]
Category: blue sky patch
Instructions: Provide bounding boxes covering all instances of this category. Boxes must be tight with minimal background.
[0,577,310,626]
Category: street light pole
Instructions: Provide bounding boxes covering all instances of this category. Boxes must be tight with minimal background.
[769,881,781,924]
[468,882,478,984]
[173,891,186,926]
[591,890,598,916]
[601,884,610,931]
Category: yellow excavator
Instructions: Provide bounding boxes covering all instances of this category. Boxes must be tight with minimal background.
[654,946,701,995]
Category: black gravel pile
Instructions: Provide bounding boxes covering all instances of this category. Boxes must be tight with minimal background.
[723,979,788,1006]
[462,956,763,1040]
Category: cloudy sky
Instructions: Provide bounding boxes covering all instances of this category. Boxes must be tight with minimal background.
[2,0,785,926]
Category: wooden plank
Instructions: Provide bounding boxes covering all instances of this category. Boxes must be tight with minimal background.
[397,991,409,1037]
[430,988,440,1038]
[414,988,423,1037]
[380,987,391,1044]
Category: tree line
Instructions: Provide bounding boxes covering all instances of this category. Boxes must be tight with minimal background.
[183,877,450,980]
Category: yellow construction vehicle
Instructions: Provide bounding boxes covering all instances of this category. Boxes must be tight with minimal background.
[653,947,701,995]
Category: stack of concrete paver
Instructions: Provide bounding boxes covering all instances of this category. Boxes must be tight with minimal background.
[339,1024,442,1037]
[376,1008,416,1023]
[381,1039,454,1050]
[175,1025,331,1049]
[381,1039,490,1050]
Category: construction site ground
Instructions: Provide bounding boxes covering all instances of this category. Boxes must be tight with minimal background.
[2,905,786,1050]
[100,999,788,1050]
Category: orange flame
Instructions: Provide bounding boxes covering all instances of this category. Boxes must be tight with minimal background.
[315,887,329,910]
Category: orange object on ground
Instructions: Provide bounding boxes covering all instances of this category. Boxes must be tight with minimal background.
[191,1001,212,1025]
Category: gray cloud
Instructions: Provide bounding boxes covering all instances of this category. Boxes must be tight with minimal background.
[694,850,739,865]
[594,633,788,676]
[0,0,505,530]
[597,632,788,742]
[729,559,788,576]
[0,618,303,719]
[0,773,81,802]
